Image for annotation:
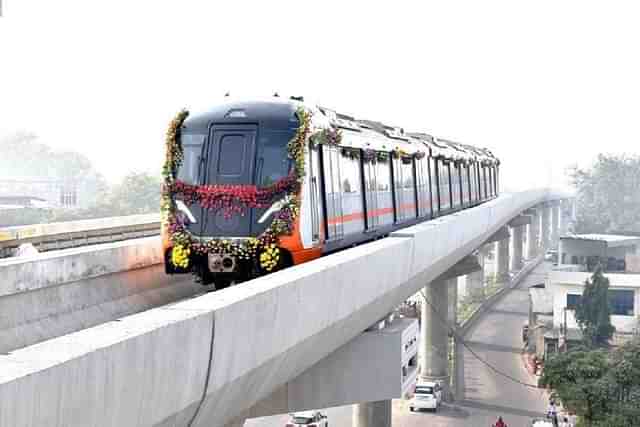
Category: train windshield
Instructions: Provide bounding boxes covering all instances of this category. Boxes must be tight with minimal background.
[176,126,295,237]
[177,133,206,184]
[256,129,294,186]
[178,128,293,187]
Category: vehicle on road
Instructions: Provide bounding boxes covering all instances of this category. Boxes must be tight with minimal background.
[286,411,328,427]
[530,419,553,427]
[162,97,501,288]
[544,249,558,264]
[409,381,442,412]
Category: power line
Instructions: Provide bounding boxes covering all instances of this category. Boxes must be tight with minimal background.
[419,289,542,390]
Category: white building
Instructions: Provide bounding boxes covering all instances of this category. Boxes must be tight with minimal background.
[531,234,640,356]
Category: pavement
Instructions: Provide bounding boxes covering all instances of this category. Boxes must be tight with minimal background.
[246,262,551,427]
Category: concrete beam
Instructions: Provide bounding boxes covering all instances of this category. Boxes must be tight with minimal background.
[435,255,481,281]
[0,236,163,298]
[241,317,418,418]
[483,226,510,245]
[0,237,200,354]
[508,215,532,228]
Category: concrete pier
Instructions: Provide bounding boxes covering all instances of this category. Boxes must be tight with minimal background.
[419,279,451,399]
[353,400,391,427]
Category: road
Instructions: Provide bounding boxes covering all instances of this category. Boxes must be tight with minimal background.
[246,262,550,427]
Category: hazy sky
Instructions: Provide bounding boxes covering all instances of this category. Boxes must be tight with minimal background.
[1,1,639,190]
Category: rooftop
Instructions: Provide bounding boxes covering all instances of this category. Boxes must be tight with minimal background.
[561,233,640,248]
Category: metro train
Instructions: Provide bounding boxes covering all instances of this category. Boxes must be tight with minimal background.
[162,97,500,288]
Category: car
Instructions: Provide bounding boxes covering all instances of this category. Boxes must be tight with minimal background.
[522,322,529,342]
[544,250,558,263]
[531,418,554,427]
[286,411,328,427]
[409,381,443,412]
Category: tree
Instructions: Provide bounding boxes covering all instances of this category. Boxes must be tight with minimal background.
[569,154,640,233]
[539,347,612,426]
[541,340,640,427]
[575,267,616,348]
[108,172,161,215]
[0,131,95,181]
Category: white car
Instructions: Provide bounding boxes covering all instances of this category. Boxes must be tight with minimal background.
[409,381,443,412]
[531,419,554,427]
[286,411,328,427]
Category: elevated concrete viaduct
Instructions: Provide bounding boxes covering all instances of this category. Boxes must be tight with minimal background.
[0,189,570,427]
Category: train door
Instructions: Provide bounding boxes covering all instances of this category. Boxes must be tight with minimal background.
[339,151,365,235]
[307,144,323,243]
[415,157,430,218]
[376,157,394,227]
[490,166,494,197]
[203,124,257,236]
[364,157,379,230]
[460,164,469,206]
[450,162,460,209]
[437,159,451,212]
[321,145,344,240]
[429,156,437,216]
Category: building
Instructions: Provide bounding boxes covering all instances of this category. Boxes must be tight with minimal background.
[528,234,640,357]
[0,176,100,210]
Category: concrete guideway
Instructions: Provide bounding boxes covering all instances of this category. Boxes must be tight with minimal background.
[0,189,568,427]
[0,213,160,257]
[248,262,552,427]
[0,236,200,353]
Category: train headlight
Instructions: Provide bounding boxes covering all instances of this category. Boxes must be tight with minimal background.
[258,195,291,224]
[176,200,197,223]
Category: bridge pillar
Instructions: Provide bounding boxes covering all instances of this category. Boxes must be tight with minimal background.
[466,250,485,301]
[495,238,510,284]
[551,202,560,247]
[511,225,524,271]
[528,209,540,258]
[448,280,458,329]
[541,204,552,251]
[419,278,451,400]
[224,418,246,427]
[353,400,391,427]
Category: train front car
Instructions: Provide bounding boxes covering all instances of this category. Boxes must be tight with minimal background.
[162,99,323,288]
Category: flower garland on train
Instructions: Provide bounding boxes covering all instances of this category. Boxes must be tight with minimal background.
[162,108,322,272]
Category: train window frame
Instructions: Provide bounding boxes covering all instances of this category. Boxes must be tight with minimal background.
[321,145,344,241]
[177,133,206,185]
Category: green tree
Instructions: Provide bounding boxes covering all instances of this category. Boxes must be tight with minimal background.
[575,267,615,348]
[539,348,612,426]
[108,172,161,215]
[0,131,95,181]
[569,154,640,233]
